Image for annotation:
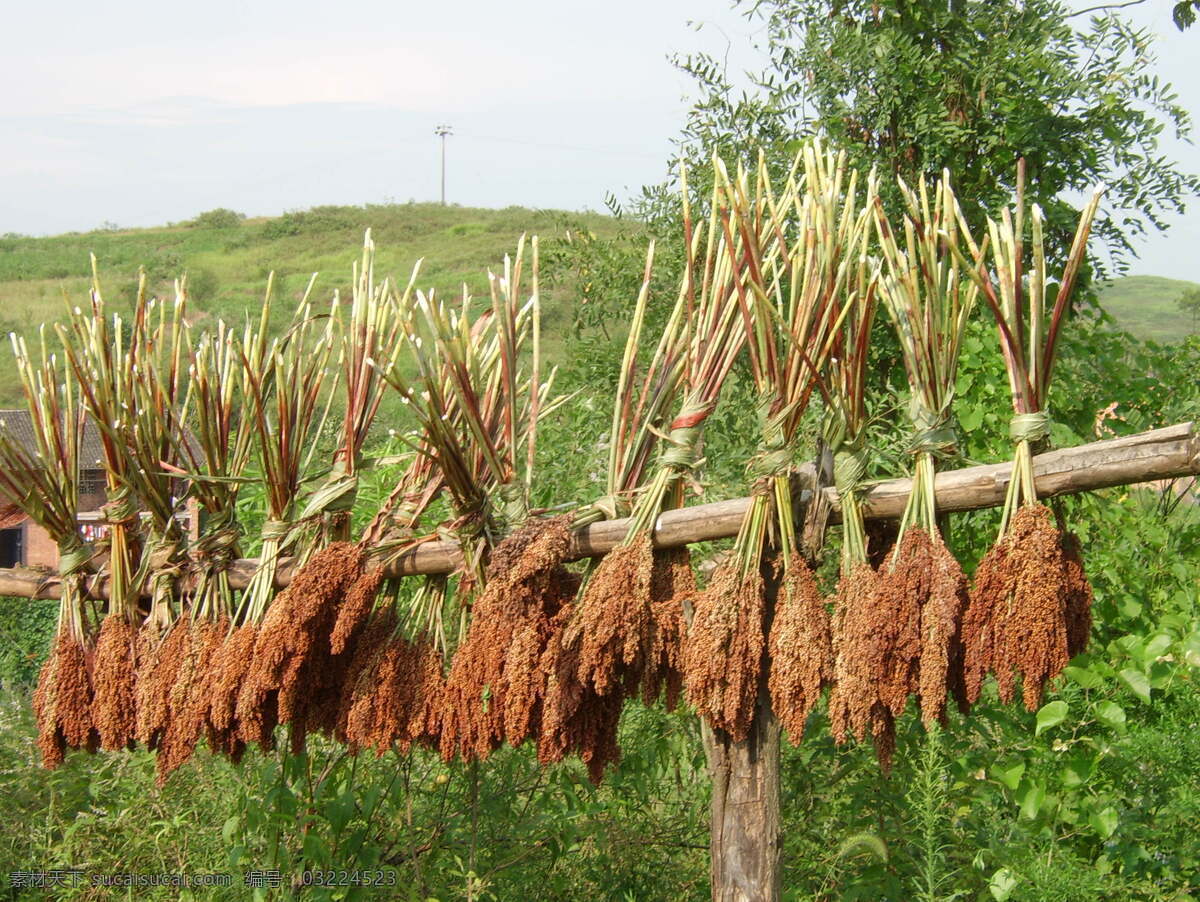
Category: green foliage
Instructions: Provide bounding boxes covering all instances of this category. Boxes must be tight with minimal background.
[904,728,960,902]
[539,215,685,345]
[1177,286,1200,333]
[188,208,246,230]
[186,266,220,303]
[1175,1,1199,30]
[0,597,56,686]
[1099,275,1200,342]
[0,202,617,406]
[667,0,1198,274]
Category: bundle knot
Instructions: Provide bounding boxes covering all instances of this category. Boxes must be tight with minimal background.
[497,481,528,529]
[833,448,869,497]
[747,398,793,484]
[590,492,632,522]
[657,399,715,472]
[903,395,957,455]
[298,457,358,520]
[56,537,91,580]
[260,518,292,543]
[144,534,186,590]
[1009,411,1051,444]
[191,516,241,573]
[99,487,139,527]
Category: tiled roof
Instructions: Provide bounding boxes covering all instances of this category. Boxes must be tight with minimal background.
[0,409,107,468]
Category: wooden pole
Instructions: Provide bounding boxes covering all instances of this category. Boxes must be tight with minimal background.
[705,688,782,902]
[1,422,1194,601]
[700,560,784,902]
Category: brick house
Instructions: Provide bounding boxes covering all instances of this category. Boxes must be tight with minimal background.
[0,410,198,569]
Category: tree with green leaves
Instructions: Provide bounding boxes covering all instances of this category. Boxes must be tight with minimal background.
[1175,0,1199,29]
[663,0,1197,275]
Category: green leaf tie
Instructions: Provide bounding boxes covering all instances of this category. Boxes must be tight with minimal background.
[1009,412,1051,444]
[588,492,632,522]
[833,448,869,498]
[906,422,958,458]
[497,481,528,530]
[260,518,293,543]
[298,458,358,521]
[192,514,241,574]
[56,538,91,580]
[99,486,139,527]
[905,396,959,458]
[143,535,186,599]
[656,399,716,472]
[746,402,793,486]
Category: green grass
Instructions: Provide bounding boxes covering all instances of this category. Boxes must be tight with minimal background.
[1096,274,1200,343]
[0,202,620,405]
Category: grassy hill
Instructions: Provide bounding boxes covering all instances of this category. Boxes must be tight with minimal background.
[0,203,618,404]
[5,206,1194,406]
[1096,274,1200,343]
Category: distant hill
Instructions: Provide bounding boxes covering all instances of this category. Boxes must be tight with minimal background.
[1096,275,1200,343]
[0,203,619,404]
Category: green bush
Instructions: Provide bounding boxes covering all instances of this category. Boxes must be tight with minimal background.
[262,206,362,240]
[188,209,245,230]
[185,267,220,303]
[0,597,56,686]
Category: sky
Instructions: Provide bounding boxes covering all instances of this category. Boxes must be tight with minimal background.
[1,0,1197,282]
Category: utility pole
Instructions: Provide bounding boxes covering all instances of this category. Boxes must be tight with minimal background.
[434,124,453,205]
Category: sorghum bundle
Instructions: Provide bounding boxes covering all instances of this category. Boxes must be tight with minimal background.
[155,320,252,780]
[0,333,97,765]
[870,170,978,727]
[57,265,145,753]
[439,516,575,760]
[232,285,334,750]
[572,159,747,709]
[953,164,1102,712]
[822,231,890,763]
[378,238,569,763]
[683,146,843,742]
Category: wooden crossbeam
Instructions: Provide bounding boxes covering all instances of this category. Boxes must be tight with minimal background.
[2,422,1196,601]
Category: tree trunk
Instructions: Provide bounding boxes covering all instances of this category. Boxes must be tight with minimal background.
[703,691,782,902]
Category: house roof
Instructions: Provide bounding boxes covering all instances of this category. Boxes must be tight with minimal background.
[0,409,107,468]
[0,503,26,529]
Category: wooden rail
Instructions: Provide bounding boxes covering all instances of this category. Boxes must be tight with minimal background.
[2,422,1196,600]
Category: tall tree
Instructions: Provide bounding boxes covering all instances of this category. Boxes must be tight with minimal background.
[662,0,1197,275]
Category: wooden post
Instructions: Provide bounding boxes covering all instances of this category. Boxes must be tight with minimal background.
[695,559,785,902]
[704,693,782,902]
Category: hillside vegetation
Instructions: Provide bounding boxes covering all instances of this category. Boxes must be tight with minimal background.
[0,203,618,404]
[1097,274,1200,343]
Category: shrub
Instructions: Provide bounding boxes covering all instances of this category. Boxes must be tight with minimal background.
[0,597,57,686]
[186,267,220,302]
[188,208,245,230]
[262,212,305,239]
